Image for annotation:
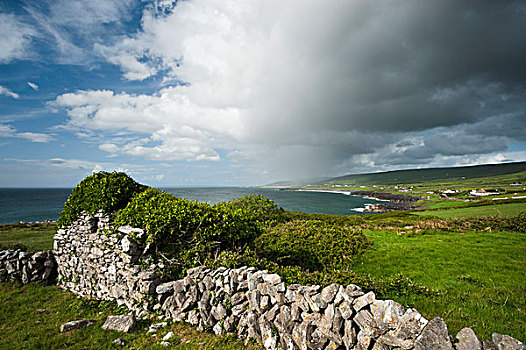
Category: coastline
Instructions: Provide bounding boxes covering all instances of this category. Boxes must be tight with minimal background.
[284,188,421,213]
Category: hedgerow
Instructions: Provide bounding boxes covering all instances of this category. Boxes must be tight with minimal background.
[58,172,148,227]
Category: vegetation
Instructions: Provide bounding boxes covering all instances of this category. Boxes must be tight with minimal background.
[0,222,57,252]
[1,170,525,344]
[58,172,148,227]
[322,161,526,186]
[415,202,526,219]
[0,281,262,350]
[352,228,526,341]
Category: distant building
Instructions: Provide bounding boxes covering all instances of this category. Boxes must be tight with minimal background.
[469,189,499,196]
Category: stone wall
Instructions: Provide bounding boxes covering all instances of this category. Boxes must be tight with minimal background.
[0,249,55,284]
[53,212,161,315]
[50,213,524,350]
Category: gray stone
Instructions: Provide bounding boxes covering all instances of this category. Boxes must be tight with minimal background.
[356,330,373,350]
[187,310,199,325]
[102,315,136,333]
[211,302,228,320]
[112,338,127,346]
[162,331,174,341]
[321,283,341,305]
[345,284,364,297]
[492,333,525,350]
[262,273,282,285]
[413,317,453,350]
[353,291,376,312]
[120,236,140,255]
[60,319,96,332]
[156,281,177,295]
[483,341,498,350]
[354,309,382,337]
[148,322,168,333]
[338,300,354,320]
[342,319,357,350]
[456,328,481,350]
[370,299,405,332]
[391,308,428,341]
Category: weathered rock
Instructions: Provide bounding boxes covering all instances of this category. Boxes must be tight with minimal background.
[102,315,136,333]
[112,338,127,346]
[492,333,525,350]
[156,281,177,295]
[370,299,405,332]
[342,319,357,350]
[354,309,382,337]
[390,308,428,341]
[321,284,341,305]
[338,300,354,320]
[163,331,174,341]
[60,319,96,332]
[353,291,376,312]
[483,340,499,350]
[413,317,453,350]
[148,322,168,333]
[456,327,481,350]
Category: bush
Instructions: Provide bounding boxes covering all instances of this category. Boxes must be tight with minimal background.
[58,172,148,227]
[254,220,371,271]
[114,190,285,277]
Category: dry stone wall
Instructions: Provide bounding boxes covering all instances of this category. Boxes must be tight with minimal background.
[0,249,55,284]
[49,213,524,350]
[53,212,161,315]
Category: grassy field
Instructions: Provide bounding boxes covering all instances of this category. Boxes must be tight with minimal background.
[0,282,262,350]
[352,228,526,341]
[0,222,57,252]
[323,162,526,186]
[1,191,525,346]
[415,202,526,219]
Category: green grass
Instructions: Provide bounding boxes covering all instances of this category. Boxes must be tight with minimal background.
[323,162,526,186]
[0,222,57,252]
[415,202,526,219]
[0,281,262,350]
[352,229,526,342]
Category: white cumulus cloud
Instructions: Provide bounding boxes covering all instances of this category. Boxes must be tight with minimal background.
[55,0,526,180]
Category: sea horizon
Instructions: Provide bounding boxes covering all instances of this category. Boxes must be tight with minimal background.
[0,187,385,224]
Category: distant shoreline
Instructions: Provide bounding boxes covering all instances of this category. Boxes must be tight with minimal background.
[278,188,421,213]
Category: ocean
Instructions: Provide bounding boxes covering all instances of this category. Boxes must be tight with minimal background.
[0,187,383,224]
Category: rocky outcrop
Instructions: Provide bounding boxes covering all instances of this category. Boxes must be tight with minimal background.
[0,249,55,284]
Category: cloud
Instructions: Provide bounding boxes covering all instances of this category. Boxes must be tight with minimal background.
[0,123,55,143]
[0,13,36,63]
[56,0,526,180]
[27,82,39,90]
[0,86,20,99]
[19,0,138,65]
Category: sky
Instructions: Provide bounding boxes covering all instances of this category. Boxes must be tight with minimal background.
[1,0,526,187]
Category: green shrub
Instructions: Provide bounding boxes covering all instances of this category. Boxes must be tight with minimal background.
[114,190,285,277]
[58,172,148,227]
[254,220,371,271]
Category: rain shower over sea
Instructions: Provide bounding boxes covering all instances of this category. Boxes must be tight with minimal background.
[0,187,385,224]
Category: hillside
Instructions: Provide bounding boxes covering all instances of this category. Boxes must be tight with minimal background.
[318,161,526,186]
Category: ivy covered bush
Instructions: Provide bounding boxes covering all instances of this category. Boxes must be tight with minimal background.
[58,172,373,283]
[112,188,285,276]
[58,172,148,227]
